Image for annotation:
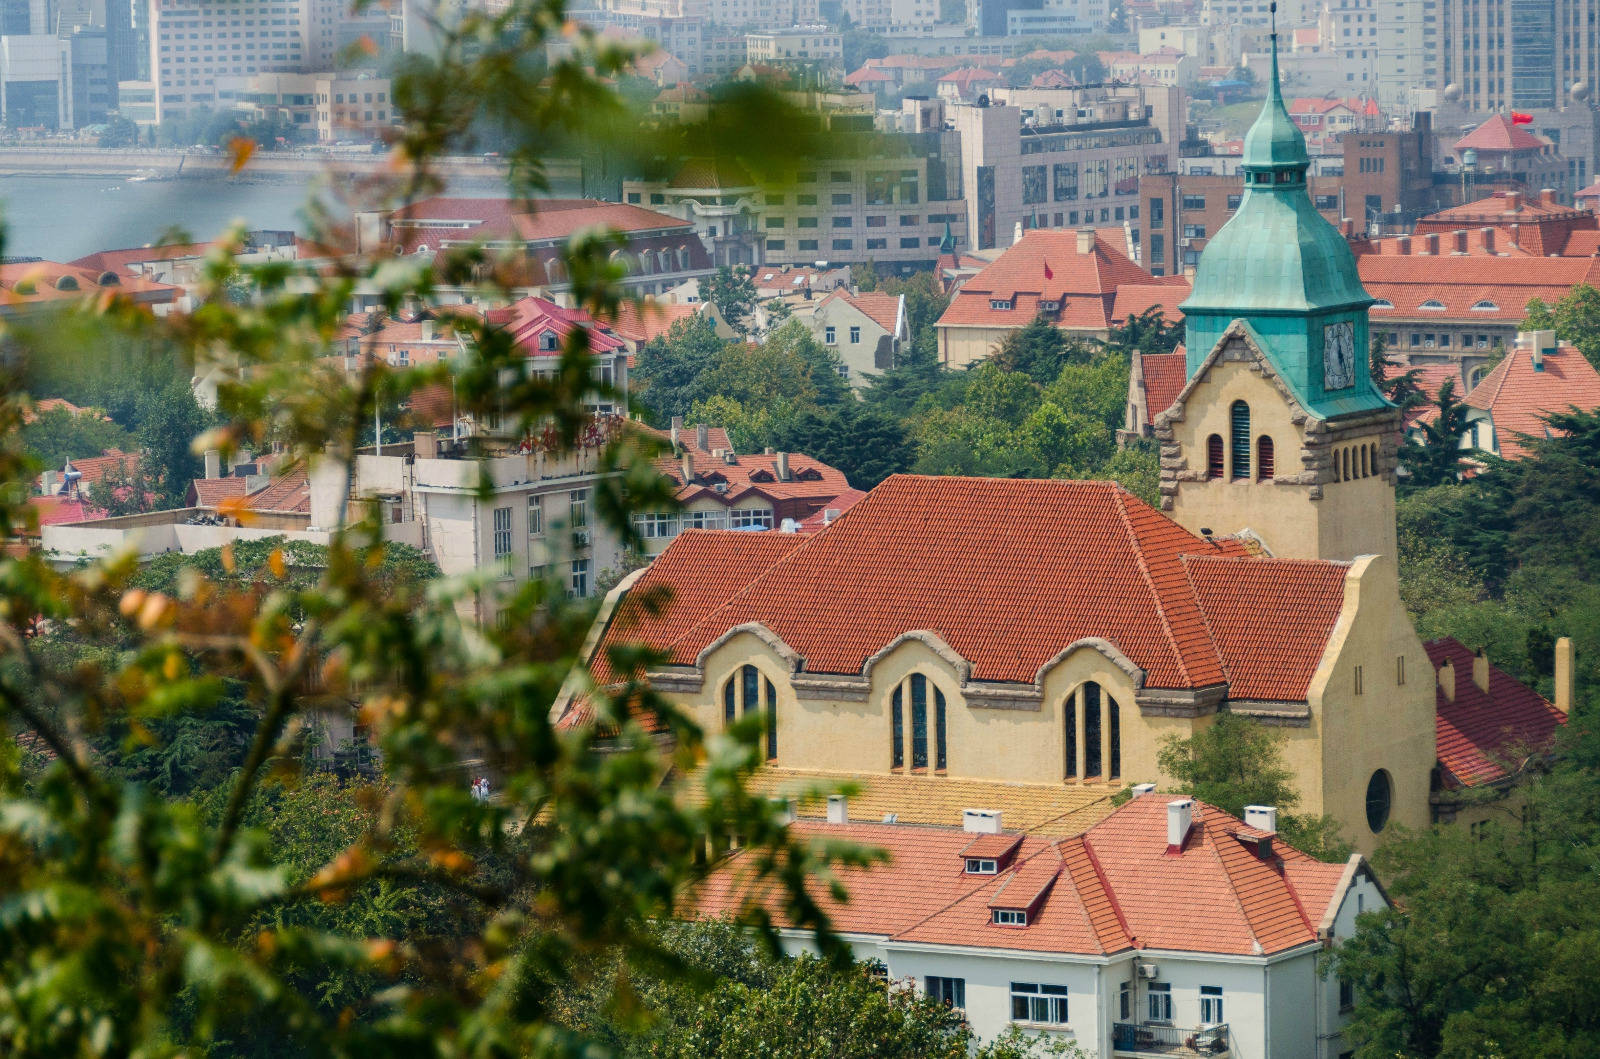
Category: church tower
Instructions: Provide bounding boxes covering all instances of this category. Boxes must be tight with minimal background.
[1157,17,1399,563]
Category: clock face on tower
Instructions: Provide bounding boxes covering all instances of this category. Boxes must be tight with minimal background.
[1323,320,1356,390]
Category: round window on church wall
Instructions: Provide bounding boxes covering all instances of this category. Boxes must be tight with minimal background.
[1365,770,1393,833]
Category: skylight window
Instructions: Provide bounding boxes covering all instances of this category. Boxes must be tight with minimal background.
[1372,299,1393,309]
[965,857,998,874]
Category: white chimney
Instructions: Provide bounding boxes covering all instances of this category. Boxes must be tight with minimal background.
[822,507,841,524]
[1243,805,1278,833]
[1438,658,1456,702]
[776,452,791,481]
[670,414,684,448]
[40,469,56,496]
[1167,799,1194,849]
[771,797,796,826]
[1077,227,1095,255]
[203,448,221,480]
[963,808,1002,833]
[421,319,435,341]
[1472,648,1490,693]
[1130,782,1157,798]
[1013,220,1024,245]
[827,794,848,824]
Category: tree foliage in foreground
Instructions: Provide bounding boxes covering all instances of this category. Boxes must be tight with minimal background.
[0,3,871,1053]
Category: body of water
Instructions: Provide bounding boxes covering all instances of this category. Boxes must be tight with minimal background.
[1,174,329,261]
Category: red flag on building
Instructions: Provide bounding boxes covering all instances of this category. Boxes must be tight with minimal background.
[1043,261,1054,280]
[1511,112,1534,125]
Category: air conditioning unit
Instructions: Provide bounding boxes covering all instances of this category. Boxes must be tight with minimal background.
[1139,964,1160,980]
[573,530,590,548]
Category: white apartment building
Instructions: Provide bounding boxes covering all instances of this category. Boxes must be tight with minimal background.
[744,25,841,66]
[149,0,309,122]
[841,0,939,32]
[0,33,71,129]
[694,793,1388,1059]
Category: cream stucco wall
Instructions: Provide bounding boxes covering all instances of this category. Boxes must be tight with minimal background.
[1166,355,1398,564]
[1306,555,1435,853]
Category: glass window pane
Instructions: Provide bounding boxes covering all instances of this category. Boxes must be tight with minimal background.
[911,675,928,769]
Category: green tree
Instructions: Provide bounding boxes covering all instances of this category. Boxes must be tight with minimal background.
[134,378,213,506]
[992,316,1094,385]
[1369,334,1426,414]
[702,265,760,336]
[0,10,870,1055]
[21,405,135,470]
[1154,713,1352,860]
[1523,283,1600,368]
[1105,306,1183,358]
[99,114,140,148]
[772,402,915,489]
[1399,377,1472,492]
[633,315,729,425]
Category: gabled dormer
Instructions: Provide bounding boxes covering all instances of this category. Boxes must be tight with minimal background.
[959,832,1023,875]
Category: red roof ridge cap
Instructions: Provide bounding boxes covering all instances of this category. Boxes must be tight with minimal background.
[1110,488,1196,686]
[1077,833,1137,951]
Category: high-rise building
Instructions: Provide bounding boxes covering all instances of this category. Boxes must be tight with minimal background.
[1374,0,1440,112]
[1443,0,1600,113]
[148,0,309,122]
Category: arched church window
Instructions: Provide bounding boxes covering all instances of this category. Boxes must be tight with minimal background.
[723,665,778,760]
[1370,443,1380,475]
[1230,401,1250,480]
[1360,446,1369,477]
[1207,434,1225,479]
[1257,436,1275,480]
[891,674,946,771]
[1342,448,1351,481]
[1064,682,1122,781]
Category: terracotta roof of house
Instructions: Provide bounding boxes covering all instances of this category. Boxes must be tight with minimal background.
[577,476,1353,730]
[634,420,736,455]
[1031,70,1076,88]
[1463,341,1600,458]
[820,289,903,336]
[66,450,138,486]
[1454,114,1550,153]
[655,450,852,507]
[22,397,103,424]
[190,476,249,507]
[937,66,1002,85]
[1427,638,1566,788]
[1358,253,1600,323]
[1139,350,1188,423]
[690,795,1351,958]
[1111,280,1191,325]
[796,487,867,532]
[69,240,217,276]
[844,66,894,85]
[604,300,702,347]
[0,260,178,310]
[189,465,310,514]
[27,495,107,527]
[937,229,1163,331]
[1412,192,1600,256]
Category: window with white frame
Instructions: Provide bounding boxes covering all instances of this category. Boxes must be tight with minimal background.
[633,512,678,539]
[926,976,965,1009]
[528,496,543,536]
[569,488,589,529]
[965,857,997,874]
[849,325,860,343]
[492,506,513,562]
[1200,985,1223,1024]
[1010,982,1068,1024]
[992,908,1027,925]
[824,325,836,344]
[683,509,728,530]
[569,557,590,598]
[730,508,773,530]
[1147,982,1172,1021]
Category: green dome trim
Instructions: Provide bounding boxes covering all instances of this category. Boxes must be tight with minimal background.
[1240,27,1308,171]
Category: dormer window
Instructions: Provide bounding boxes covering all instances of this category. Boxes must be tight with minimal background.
[966,857,998,874]
[1470,299,1499,311]
[539,330,559,351]
[990,299,1013,310]
[1419,299,1446,311]
[1372,299,1394,309]
[992,908,1027,925]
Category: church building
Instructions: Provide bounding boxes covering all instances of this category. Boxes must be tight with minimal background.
[560,46,1440,852]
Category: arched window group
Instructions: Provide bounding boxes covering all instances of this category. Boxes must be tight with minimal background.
[1206,403,1274,482]
[1335,441,1381,482]
[891,673,947,772]
[1257,435,1275,480]
[1229,401,1251,480]
[1063,682,1121,782]
[723,664,777,760]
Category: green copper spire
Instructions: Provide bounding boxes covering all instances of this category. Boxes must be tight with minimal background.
[939,221,955,255]
[1241,8,1309,172]
[1179,3,1386,419]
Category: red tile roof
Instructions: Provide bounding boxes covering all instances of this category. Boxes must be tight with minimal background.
[1427,638,1566,788]
[1112,281,1190,327]
[1463,341,1600,458]
[602,300,701,346]
[389,197,696,246]
[657,450,853,507]
[937,229,1166,331]
[579,477,1353,729]
[0,260,178,310]
[1139,350,1188,424]
[190,476,248,507]
[1454,114,1550,153]
[634,420,736,455]
[1412,192,1600,256]
[66,450,139,487]
[27,495,107,527]
[796,487,867,532]
[1358,253,1600,322]
[691,795,1350,957]
[821,289,904,336]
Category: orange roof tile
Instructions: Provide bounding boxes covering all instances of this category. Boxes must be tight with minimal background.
[692,796,1348,957]
[1463,342,1600,458]
[656,450,852,507]
[938,229,1162,331]
[1428,638,1566,788]
[823,289,904,336]
[584,477,1353,726]
[1359,254,1600,322]
[1454,114,1550,153]
[1139,350,1188,424]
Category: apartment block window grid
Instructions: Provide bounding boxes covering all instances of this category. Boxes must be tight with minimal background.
[491,506,513,562]
[1011,982,1068,1024]
[633,512,677,539]
[569,558,589,599]
[729,508,773,530]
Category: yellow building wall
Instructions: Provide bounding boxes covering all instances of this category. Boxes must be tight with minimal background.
[1167,356,1398,564]
[1306,555,1436,853]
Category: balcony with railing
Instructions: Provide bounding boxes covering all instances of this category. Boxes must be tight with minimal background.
[1112,1022,1230,1057]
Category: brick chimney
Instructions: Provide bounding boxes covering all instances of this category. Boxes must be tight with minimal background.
[1540,188,1559,207]
[1423,233,1440,255]
[1480,227,1497,253]
[696,423,709,451]
[1438,658,1456,702]
[1077,228,1095,255]
[1396,235,1411,254]
[1454,229,1469,254]
[1504,190,1523,213]
[680,450,694,485]
[1507,223,1521,248]
[1472,648,1490,693]
[1554,637,1573,715]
